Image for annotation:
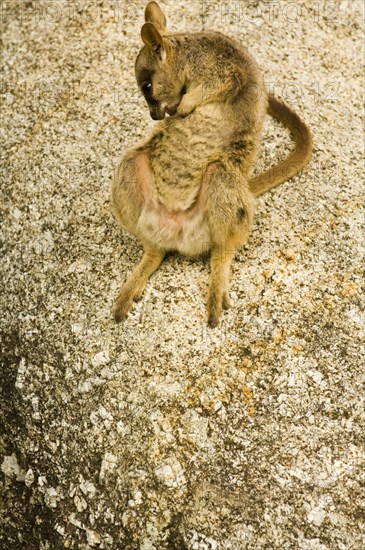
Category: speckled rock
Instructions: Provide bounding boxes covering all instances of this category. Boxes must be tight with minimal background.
[1,1,364,549]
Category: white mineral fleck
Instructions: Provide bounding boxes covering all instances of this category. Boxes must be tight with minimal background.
[307,505,327,526]
[11,207,22,220]
[86,529,101,546]
[71,323,83,334]
[155,457,186,488]
[116,420,131,436]
[54,523,65,536]
[1,454,25,481]
[74,494,87,512]
[311,370,324,384]
[181,410,208,447]
[299,539,328,550]
[69,513,84,529]
[128,489,143,507]
[98,406,113,420]
[24,468,35,487]
[33,231,54,255]
[80,480,96,497]
[44,487,59,509]
[91,350,110,367]
[38,476,47,487]
[15,358,27,389]
[31,396,41,420]
[78,380,93,393]
[99,452,118,481]
[140,539,156,550]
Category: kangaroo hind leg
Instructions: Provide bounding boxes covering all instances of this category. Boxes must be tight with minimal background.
[114,245,165,322]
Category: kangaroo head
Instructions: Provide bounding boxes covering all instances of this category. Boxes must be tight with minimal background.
[135,2,186,120]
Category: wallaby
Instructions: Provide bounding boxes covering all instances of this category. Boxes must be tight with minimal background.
[111,1,313,327]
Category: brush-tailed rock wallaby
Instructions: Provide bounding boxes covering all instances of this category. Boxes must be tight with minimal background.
[111,1,313,327]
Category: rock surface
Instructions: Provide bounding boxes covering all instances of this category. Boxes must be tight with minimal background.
[1,1,364,548]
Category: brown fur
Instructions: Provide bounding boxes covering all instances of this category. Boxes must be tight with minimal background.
[111,1,313,327]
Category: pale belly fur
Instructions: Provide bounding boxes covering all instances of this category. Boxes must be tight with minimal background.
[137,199,211,256]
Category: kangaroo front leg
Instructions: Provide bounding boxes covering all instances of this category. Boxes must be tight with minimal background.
[207,242,236,328]
[177,78,232,117]
[114,246,165,322]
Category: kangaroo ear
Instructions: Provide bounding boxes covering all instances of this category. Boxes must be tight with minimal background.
[141,22,164,52]
[144,1,167,33]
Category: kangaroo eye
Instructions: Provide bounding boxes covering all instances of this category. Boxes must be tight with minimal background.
[142,82,152,94]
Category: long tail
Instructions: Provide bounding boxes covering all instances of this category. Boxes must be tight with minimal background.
[249,93,313,198]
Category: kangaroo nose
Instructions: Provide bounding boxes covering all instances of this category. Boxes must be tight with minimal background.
[150,109,165,120]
